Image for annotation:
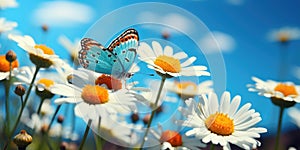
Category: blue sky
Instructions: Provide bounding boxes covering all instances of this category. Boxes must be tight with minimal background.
[2,0,300,137]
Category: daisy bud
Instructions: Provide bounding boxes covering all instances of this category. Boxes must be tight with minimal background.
[130,113,139,123]
[60,142,67,150]
[42,24,48,32]
[57,115,64,124]
[5,50,17,63]
[143,114,151,125]
[15,85,26,96]
[162,31,170,40]
[41,124,49,134]
[13,130,32,150]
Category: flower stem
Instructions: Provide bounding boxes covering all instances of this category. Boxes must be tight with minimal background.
[79,119,92,150]
[8,67,40,141]
[37,98,46,115]
[139,76,167,149]
[4,62,12,135]
[94,116,103,150]
[275,106,284,150]
[210,144,215,150]
[46,104,62,133]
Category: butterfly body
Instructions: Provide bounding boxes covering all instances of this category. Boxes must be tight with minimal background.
[78,29,139,79]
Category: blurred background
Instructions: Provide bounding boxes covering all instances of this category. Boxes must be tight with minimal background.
[1,0,300,149]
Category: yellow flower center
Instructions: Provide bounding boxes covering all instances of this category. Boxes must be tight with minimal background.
[34,44,55,55]
[159,130,183,147]
[95,74,122,90]
[205,112,234,136]
[278,33,289,43]
[81,85,109,104]
[154,55,181,73]
[0,55,19,72]
[176,81,197,91]
[274,83,298,97]
[37,78,54,88]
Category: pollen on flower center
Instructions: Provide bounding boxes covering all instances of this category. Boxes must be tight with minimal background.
[34,44,55,55]
[205,112,234,136]
[95,74,122,90]
[278,33,289,43]
[176,81,197,91]
[154,55,181,73]
[159,130,183,147]
[274,83,298,97]
[81,85,109,104]
[37,78,54,88]
[0,55,19,72]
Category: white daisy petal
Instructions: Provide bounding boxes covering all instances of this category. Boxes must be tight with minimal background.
[152,41,163,56]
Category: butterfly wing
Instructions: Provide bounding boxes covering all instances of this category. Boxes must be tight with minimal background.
[78,38,118,74]
[107,29,139,78]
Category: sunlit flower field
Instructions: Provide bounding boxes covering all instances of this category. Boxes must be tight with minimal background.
[1,0,300,150]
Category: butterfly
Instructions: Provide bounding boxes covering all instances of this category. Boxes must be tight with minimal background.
[78,29,139,79]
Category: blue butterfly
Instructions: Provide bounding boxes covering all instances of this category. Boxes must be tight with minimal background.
[78,29,139,79]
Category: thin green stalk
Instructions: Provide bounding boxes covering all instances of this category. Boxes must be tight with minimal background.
[79,119,92,150]
[275,106,284,150]
[4,66,40,150]
[37,98,46,115]
[94,116,103,150]
[4,62,12,133]
[210,144,215,150]
[139,76,166,149]
[46,104,62,133]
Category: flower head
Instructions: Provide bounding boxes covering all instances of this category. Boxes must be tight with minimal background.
[177,91,267,150]
[248,77,300,107]
[13,130,32,149]
[166,80,213,100]
[268,26,300,44]
[8,34,63,68]
[137,41,210,77]
[0,53,19,80]
[147,124,205,149]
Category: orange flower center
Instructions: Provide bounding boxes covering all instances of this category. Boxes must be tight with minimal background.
[274,83,298,97]
[278,33,289,43]
[154,55,181,73]
[205,112,234,136]
[160,130,183,147]
[81,85,109,104]
[0,55,19,72]
[34,44,55,55]
[37,78,54,88]
[176,81,197,91]
[95,74,122,90]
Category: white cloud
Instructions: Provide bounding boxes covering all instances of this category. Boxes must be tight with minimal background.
[32,1,94,27]
[199,31,235,54]
[0,0,18,9]
[137,12,195,35]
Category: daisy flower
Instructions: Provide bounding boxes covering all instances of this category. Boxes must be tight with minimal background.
[287,108,300,128]
[137,41,210,77]
[0,52,19,80]
[0,18,17,33]
[267,26,300,44]
[58,35,80,65]
[248,77,300,106]
[52,68,138,119]
[177,91,267,150]
[0,0,18,9]
[8,34,64,68]
[165,80,213,100]
[147,124,206,150]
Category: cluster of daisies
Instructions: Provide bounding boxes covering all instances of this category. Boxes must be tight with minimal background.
[1,2,300,150]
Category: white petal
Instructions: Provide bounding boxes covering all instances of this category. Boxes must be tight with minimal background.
[180,56,196,67]
[152,41,163,56]
[138,42,156,59]
[173,52,188,60]
[164,45,173,56]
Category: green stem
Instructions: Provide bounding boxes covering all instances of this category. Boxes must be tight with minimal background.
[7,67,40,145]
[46,104,62,133]
[37,98,45,115]
[275,106,284,150]
[139,76,167,149]
[79,119,92,150]
[94,116,103,150]
[210,144,215,150]
[4,62,12,134]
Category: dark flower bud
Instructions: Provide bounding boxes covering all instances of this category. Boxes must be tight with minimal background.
[143,114,151,125]
[130,113,139,124]
[13,130,32,149]
[57,115,64,124]
[5,50,17,63]
[15,85,26,96]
